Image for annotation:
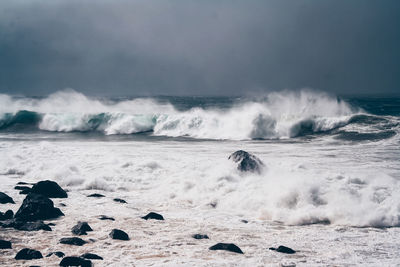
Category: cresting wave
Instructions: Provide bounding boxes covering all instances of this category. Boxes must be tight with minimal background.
[0,89,393,140]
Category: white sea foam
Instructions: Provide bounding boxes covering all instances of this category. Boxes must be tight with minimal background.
[0,89,357,139]
[1,134,399,228]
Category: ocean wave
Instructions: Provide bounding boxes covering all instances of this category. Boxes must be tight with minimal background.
[0,89,397,140]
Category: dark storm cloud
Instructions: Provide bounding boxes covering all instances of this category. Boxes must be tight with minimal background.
[0,0,399,96]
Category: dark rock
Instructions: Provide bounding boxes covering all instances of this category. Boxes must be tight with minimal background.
[20,189,31,195]
[17,182,31,185]
[72,222,93,235]
[208,201,217,208]
[192,234,209,239]
[46,251,65,258]
[87,193,105,198]
[209,243,244,254]
[0,219,51,231]
[109,229,129,240]
[98,215,114,221]
[15,248,43,260]
[0,219,15,228]
[31,180,67,198]
[60,237,87,246]
[0,192,15,204]
[14,193,64,221]
[0,209,14,220]
[0,240,12,249]
[59,256,92,267]
[15,185,32,191]
[113,198,127,203]
[15,220,52,231]
[269,245,296,254]
[141,212,164,220]
[228,150,264,173]
[81,253,103,260]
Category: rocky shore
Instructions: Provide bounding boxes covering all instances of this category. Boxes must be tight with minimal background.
[1,148,399,266]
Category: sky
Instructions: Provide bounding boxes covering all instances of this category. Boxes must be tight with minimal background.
[0,0,399,96]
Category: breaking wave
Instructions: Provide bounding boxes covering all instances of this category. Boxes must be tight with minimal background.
[0,89,397,140]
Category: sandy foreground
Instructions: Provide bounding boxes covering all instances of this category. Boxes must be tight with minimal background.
[1,187,400,267]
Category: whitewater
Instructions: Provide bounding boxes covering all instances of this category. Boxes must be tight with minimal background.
[1,89,358,139]
[1,90,400,266]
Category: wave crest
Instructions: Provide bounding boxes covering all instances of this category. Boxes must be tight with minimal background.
[0,89,363,139]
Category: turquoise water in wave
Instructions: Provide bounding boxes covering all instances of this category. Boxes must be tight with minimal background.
[0,91,399,143]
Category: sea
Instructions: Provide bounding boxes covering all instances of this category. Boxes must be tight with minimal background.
[0,89,400,266]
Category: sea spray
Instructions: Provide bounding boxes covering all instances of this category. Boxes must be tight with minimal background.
[0,89,361,139]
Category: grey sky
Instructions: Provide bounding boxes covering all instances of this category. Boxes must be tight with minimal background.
[0,0,399,96]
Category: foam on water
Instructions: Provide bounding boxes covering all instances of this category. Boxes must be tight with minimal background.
[1,133,399,228]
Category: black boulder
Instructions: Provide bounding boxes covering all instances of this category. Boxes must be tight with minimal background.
[269,245,296,254]
[59,256,92,267]
[98,215,114,221]
[192,234,209,239]
[228,150,264,173]
[72,222,93,235]
[109,229,129,240]
[113,198,127,203]
[141,212,164,220]
[14,193,64,221]
[209,243,244,254]
[15,248,43,260]
[0,192,14,204]
[31,180,68,198]
[81,253,103,260]
[60,237,87,246]
[0,240,12,249]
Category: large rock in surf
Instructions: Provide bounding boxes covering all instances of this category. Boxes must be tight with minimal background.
[72,221,93,235]
[269,245,296,254]
[209,243,244,254]
[60,256,92,267]
[0,240,12,249]
[60,237,87,246]
[141,212,164,220]
[31,180,68,198]
[0,192,15,204]
[15,248,43,260]
[14,193,64,221]
[228,150,264,173]
[109,229,129,240]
